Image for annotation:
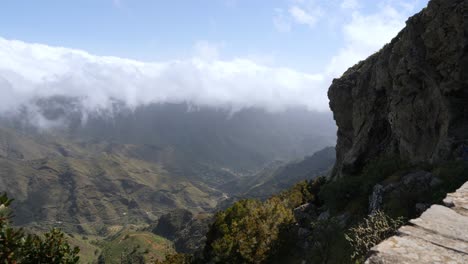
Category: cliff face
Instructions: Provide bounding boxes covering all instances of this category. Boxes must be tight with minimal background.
[328,0,467,178]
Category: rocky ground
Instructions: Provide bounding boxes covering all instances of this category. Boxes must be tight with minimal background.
[366,181,468,263]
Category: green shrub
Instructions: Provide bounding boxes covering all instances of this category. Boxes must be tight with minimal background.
[203,198,294,264]
[276,177,325,208]
[345,211,404,262]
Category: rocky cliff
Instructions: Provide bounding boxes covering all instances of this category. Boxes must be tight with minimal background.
[328,0,467,178]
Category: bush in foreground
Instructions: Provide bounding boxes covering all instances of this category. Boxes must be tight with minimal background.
[203,197,294,264]
[0,193,79,264]
[345,210,404,262]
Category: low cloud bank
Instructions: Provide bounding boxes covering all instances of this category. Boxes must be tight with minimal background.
[0,37,328,118]
[0,0,422,126]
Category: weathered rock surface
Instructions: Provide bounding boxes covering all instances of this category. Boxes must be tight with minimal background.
[365,181,468,263]
[444,181,468,215]
[368,170,440,214]
[328,0,467,178]
[366,235,468,264]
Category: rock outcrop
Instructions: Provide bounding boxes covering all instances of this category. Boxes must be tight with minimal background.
[368,170,440,215]
[365,181,468,263]
[328,0,467,178]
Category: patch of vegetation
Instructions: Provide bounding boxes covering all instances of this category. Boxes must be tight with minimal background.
[242,147,335,199]
[302,218,347,264]
[0,193,80,263]
[182,158,467,264]
[63,233,102,264]
[202,197,294,263]
[68,158,461,264]
[383,160,468,219]
[319,157,411,215]
[345,211,405,263]
[155,253,193,264]
[195,178,326,264]
[152,209,193,240]
[99,229,174,264]
[276,177,325,208]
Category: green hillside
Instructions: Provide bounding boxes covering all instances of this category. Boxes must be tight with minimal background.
[0,105,338,262]
[0,127,225,234]
[219,147,335,200]
[99,229,174,263]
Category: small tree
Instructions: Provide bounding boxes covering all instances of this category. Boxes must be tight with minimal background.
[203,198,294,263]
[345,210,404,262]
[0,193,23,263]
[0,193,80,263]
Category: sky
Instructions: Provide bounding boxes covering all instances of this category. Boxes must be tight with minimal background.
[0,0,428,115]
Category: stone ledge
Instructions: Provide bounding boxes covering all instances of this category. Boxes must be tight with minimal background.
[365,181,468,264]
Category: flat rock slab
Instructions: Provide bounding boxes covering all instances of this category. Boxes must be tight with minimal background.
[444,182,468,215]
[410,205,468,242]
[398,225,468,254]
[366,236,468,264]
[366,181,468,264]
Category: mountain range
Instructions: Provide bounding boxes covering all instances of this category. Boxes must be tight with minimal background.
[0,102,336,235]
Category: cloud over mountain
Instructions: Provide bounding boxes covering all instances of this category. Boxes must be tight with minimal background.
[0,37,327,116]
[0,1,424,119]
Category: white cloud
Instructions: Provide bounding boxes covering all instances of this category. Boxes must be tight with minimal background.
[0,37,329,116]
[272,0,422,81]
[245,53,276,66]
[325,3,415,77]
[0,1,426,122]
[289,6,322,28]
[274,0,324,31]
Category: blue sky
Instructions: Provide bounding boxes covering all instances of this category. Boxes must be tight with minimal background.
[0,0,427,71]
[0,0,428,114]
